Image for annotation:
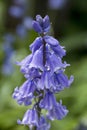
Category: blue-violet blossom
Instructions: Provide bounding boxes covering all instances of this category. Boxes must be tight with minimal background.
[13,15,74,130]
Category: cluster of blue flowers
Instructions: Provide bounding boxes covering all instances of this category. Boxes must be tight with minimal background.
[13,15,74,130]
[2,0,32,75]
[9,0,32,38]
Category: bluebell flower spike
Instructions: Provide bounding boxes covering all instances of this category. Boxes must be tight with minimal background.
[17,109,39,129]
[13,15,74,130]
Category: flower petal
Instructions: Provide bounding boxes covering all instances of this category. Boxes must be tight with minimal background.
[46,53,66,73]
[39,91,57,110]
[32,20,42,33]
[44,36,59,46]
[51,45,66,58]
[18,109,38,127]
[37,116,50,130]
[29,47,44,71]
[43,15,50,32]
[12,80,36,105]
[30,37,42,54]
[47,100,69,120]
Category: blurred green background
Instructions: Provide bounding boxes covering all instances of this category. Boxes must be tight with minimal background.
[0,0,87,130]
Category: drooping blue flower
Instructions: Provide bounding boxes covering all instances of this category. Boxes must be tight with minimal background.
[51,70,74,92]
[16,54,42,79]
[25,67,41,79]
[37,116,50,130]
[37,70,51,90]
[37,69,73,92]
[12,79,36,105]
[46,52,68,73]
[39,91,57,110]
[30,37,43,54]
[17,108,39,129]
[16,54,32,74]
[47,100,69,120]
[29,46,44,71]
[50,44,66,58]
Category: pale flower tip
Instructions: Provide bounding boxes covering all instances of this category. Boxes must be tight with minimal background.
[17,119,21,124]
[32,20,42,33]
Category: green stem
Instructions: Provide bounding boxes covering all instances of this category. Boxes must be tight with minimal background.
[33,92,43,130]
[32,126,36,130]
[43,38,46,65]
